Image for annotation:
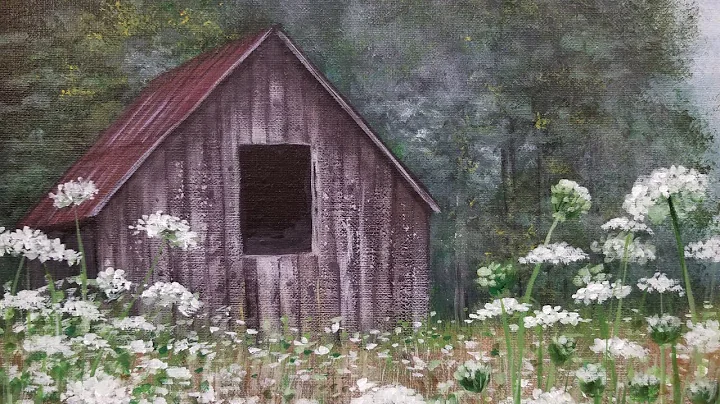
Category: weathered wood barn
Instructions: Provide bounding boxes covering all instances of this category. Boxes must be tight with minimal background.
[20,26,440,331]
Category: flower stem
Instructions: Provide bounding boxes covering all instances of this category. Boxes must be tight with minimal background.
[10,257,25,295]
[667,196,697,321]
[612,232,633,337]
[670,344,681,404]
[122,242,165,318]
[74,208,88,301]
[44,271,61,336]
[659,344,666,404]
[499,300,517,404]
[537,326,544,389]
[522,218,560,303]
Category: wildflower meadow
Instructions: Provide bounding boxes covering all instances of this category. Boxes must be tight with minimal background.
[3,166,720,403]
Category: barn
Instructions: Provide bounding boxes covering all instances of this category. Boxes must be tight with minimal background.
[20,26,440,331]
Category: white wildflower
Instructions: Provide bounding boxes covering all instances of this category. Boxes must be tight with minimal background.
[23,335,74,357]
[129,211,198,250]
[519,242,588,265]
[62,300,104,321]
[137,358,168,374]
[73,333,110,350]
[350,384,426,404]
[0,226,81,265]
[590,337,648,359]
[601,217,653,234]
[686,236,720,262]
[623,165,707,222]
[572,281,631,305]
[124,339,153,354]
[0,290,48,311]
[524,388,576,404]
[96,267,132,299]
[551,179,591,222]
[637,272,684,295]
[62,371,130,404]
[523,305,585,328]
[111,316,156,332]
[685,320,720,354]
[356,378,377,393]
[49,177,98,209]
[469,297,531,321]
[590,235,656,265]
[314,345,331,355]
[572,264,611,287]
[141,281,202,317]
[166,366,192,379]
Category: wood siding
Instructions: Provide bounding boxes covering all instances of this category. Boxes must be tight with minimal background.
[93,35,430,331]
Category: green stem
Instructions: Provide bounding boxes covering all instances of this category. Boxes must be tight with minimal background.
[659,344,666,404]
[522,218,560,303]
[10,257,25,295]
[537,326,543,390]
[594,394,602,404]
[613,233,633,337]
[667,196,697,321]
[122,243,165,317]
[44,271,61,336]
[671,344,681,404]
[500,300,517,404]
[74,208,88,301]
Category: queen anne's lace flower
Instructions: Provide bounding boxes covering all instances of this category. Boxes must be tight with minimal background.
[0,290,48,311]
[23,335,75,357]
[521,388,576,404]
[590,337,648,359]
[623,165,707,222]
[111,316,157,332]
[684,320,720,354]
[576,363,606,398]
[141,281,202,317]
[0,226,81,265]
[551,179,591,222]
[572,281,631,305]
[73,333,110,351]
[628,373,660,403]
[637,272,684,295]
[453,360,491,393]
[129,211,199,250]
[523,305,585,328]
[600,217,653,234]
[686,236,720,262]
[96,267,132,300]
[647,314,682,345]
[519,242,588,265]
[350,384,426,404]
[49,177,99,209]
[687,379,718,404]
[468,298,531,321]
[590,235,656,265]
[572,264,611,287]
[61,372,130,404]
[62,300,104,321]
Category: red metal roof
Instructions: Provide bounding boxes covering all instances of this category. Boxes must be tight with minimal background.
[20,27,439,229]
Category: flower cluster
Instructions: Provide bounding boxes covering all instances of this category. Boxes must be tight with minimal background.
[589,337,648,360]
[61,372,130,404]
[686,236,720,262]
[96,267,132,300]
[548,335,576,366]
[0,226,81,265]
[576,363,606,398]
[647,314,682,345]
[687,379,719,404]
[140,281,202,317]
[628,373,660,403]
[49,177,99,209]
[468,298,531,321]
[572,281,631,305]
[637,272,684,295]
[518,242,588,265]
[476,262,515,296]
[622,165,707,223]
[684,320,720,354]
[350,385,426,404]
[453,360,491,393]
[551,179,591,222]
[129,211,199,250]
[524,388,576,404]
[572,264,611,287]
[590,235,656,265]
[523,305,584,328]
[0,289,48,312]
[600,217,653,234]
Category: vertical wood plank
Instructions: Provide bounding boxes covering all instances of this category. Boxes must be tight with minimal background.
[256,256,281,331]
[338,121,360,331]
[391,179,415,324]
[278,255,299,329]
[140,144,169,284]
[220,70,246,319]
[165,133,189,289]
[298,253,319,332]
[250,48,268,144]
[357,140,378,330]
[284,49,307,144]
[373,159,395,328]
[411,204,430,322]
[242,257,259,329]
[267,39,286,144]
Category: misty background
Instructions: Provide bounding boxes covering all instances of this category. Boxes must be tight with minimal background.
[1,0,719,320]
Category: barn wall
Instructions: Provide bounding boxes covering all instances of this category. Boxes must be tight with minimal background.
[94,34,430,330]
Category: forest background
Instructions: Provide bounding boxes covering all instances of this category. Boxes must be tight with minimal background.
[0,0,717,321]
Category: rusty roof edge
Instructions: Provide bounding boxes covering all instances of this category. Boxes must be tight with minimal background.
[87,27,276,219]
[275,30,441,213]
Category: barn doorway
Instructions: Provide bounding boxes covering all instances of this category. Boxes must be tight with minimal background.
[239,145,312,255]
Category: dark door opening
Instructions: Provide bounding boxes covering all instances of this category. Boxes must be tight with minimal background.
[239,145,312,255]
